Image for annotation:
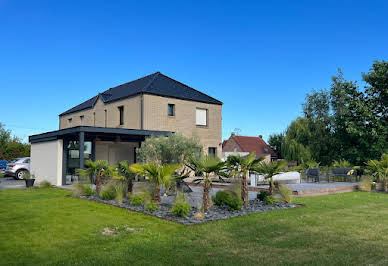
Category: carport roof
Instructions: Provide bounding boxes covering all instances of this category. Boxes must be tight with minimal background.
[29,126,172,144]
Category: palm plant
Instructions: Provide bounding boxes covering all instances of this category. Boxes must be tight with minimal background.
[366,154,388,192]
[186,156,224,213]
[116,160,137,194]
[226,153,263,207]
[130,163,180,204]
[76,160,118,196]
[254,160,287,195]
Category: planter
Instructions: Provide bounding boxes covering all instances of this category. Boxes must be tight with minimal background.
[25,179,35,188]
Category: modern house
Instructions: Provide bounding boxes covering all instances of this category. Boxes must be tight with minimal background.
[29,72,223,186]
[222,133,277,162]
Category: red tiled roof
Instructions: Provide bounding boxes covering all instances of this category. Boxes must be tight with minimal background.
[225,135,277,157]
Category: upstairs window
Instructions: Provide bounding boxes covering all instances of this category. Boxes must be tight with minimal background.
[104,110,107,127]
[68,118,72,127]
[80,115,84,126]
[168,104,175,116]
[196,108,207,127]
[118,106,124,125]
[93,112,96,126]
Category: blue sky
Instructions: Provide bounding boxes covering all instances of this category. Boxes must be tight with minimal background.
[1,0,387,143]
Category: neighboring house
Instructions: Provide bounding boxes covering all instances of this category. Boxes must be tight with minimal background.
[29,72,223,186]
[222,133,277,162]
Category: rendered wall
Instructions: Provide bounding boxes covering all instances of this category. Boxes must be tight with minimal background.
[30,140,63,186]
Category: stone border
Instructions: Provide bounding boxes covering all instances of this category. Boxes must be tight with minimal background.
[75,195,303,225]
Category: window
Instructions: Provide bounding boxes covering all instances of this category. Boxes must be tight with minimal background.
[208,147,217,157]
[80,115,84,126]
[104,110,107,127]
[168,104,175,116]
[68,118,72,127]
[23,158,30,163]
[118,106,124,125]
[93,112,96,126]
[196,108,207,126]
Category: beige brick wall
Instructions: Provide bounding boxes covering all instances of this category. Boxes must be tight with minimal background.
[143,94,222,157]
[59,96,141,129]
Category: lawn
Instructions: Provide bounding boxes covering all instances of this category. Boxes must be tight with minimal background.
[1,189,388,265]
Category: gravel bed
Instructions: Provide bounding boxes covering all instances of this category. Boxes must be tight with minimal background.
[78,195,303,225]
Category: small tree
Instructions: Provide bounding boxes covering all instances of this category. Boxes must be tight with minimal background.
[116,160,137,194]
[255,160,286,195]
[77,160,118,196]
[186,156,224,213]
[129,163,180,204]
[226,153,263,207]
[366,154,388,192]
[137,133,202,164]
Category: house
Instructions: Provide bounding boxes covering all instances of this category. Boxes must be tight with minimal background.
[29,72,223,186]
[222,133,277,162]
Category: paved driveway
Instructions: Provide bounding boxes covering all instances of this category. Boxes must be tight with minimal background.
[0,177,26,189]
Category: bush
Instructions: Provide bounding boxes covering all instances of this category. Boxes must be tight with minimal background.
[83,185,94,196]
[39,180,51,188]
[113,181,125,203]
[359,176,372,192]
[171,193,191,217]
[72,182,94,197]
[100,185,117,200]
[257,190,270,201]
[145,201,158,212]
[129,195,145,206]
[278,184,293,203]
[214,190,243,211]
[265,195,275,205]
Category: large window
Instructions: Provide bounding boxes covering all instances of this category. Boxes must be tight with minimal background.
[168,104,175,116]
[196,108,208,126]
[118,106,124,125]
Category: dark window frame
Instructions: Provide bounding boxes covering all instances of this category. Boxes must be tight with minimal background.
[168,104,175,116]
[208,147,217,157]
[118,106,124,125]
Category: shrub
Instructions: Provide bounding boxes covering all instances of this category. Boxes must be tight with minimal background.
[83,185,94,196]
[145,201,158,212]
[113,181,125,203]
[257,190,270,201]
[359,176,372,192]
[171,193,191,217]
[265,195,275,205]
[72,182,94,197]
[100,185,117,200]
[129,195,145,206]
[278,184,293,203]
[39,180,51,188]
[214,190,243,211]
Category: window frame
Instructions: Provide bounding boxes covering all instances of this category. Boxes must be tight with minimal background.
[80,115,84,126]
[68,118,72,127]
[167,104,175,117]
[195,108,208,127]
[118,106,124,125]
[208,147,217,157]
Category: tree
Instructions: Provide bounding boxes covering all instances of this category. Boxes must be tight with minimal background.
[366,154,388,192]
[0,123,30,161]
[137,133,203,164]
[77,160,118,196]
[130,163,180,204]
[116,160,137,194]
[255,160,286,195]
[268,133,284,159]
[226,153,263,207]
[186,156,224,213]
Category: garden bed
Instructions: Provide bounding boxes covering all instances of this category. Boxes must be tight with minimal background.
[77,195,303,225]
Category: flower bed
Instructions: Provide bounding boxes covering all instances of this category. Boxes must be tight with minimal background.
[78,195,303,225]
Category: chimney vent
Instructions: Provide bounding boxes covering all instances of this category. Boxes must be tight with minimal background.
[259,135,263,139]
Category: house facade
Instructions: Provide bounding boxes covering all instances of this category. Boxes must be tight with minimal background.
[29,72,223,186]
[222,133,277,162]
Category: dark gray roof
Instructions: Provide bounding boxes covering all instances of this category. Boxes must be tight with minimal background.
[60,72,222,116]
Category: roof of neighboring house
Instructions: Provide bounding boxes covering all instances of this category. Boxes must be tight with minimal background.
[222,134,277,157]
[60,72,223,116]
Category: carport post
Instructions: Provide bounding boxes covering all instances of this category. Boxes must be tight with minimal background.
[79,131,85,169]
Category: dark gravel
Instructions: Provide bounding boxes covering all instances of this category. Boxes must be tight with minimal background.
[78,195,303,225]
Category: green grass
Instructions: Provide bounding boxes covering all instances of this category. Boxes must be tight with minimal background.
[1,189,388,265]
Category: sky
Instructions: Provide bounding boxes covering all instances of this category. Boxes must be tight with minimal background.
[0,0,387,143]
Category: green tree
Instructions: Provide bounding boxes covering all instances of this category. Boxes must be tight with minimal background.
[130,163,180,204]
[0,123,30,161]
[186,156,224,213]
[366,154,388,192]
[116,160,137,194]
[226,153,263,207]
[268,133,284,159]
[255,160,286,195]
[137,133,203,164]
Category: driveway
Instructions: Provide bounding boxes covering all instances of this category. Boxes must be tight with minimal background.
[0,177,26,189]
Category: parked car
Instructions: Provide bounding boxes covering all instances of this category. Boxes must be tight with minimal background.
[5,157,30,180]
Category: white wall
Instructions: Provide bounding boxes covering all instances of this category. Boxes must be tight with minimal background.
[30,140,63,186]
